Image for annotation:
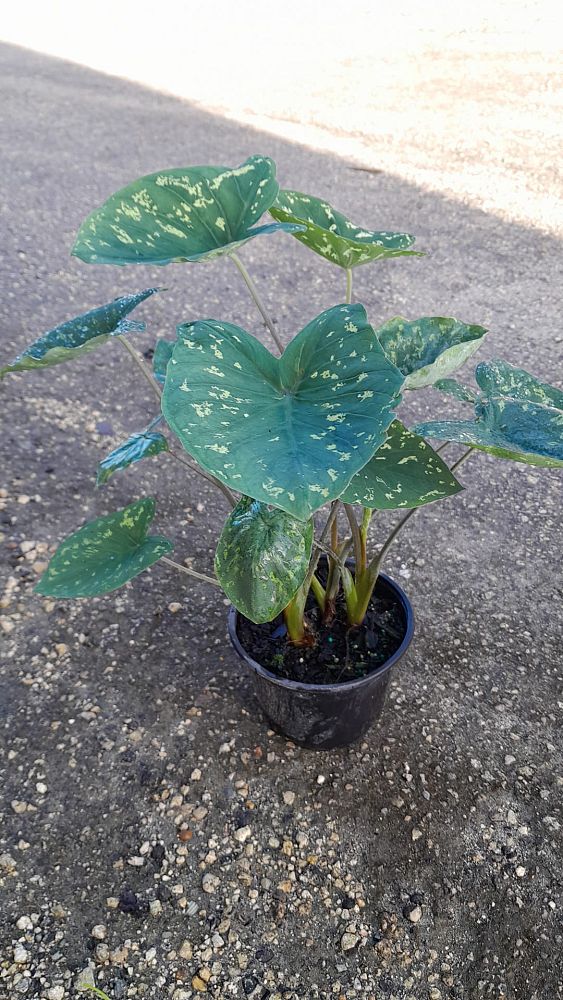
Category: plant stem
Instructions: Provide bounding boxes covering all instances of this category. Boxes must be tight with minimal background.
[343,504,362,572]
[161,555,220,588]
[167,448,236,507]
[117,334,162,401]
[230,252,284,354]
[345,268,353,304]
[367,446,475,577]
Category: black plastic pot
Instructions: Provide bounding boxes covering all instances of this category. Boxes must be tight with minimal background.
[227,572,414,750]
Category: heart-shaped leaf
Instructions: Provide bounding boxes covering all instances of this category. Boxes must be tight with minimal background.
[340,419,463,508]
[1,289,159,379]
[162,304,404,520]
[270,189,420,269]
[96,431,169,486]
[153,338,175,385]
[215,496,313,623]
[415,398,563,468]
[35,498,172,598]
[475,360,563,409]
[72,156,303,266]
[376,316,487,389]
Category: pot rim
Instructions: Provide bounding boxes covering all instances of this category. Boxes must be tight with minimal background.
[227,572,414,694]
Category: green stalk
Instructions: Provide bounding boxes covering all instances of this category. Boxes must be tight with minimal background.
[347,447,475,626]
[345,268,353,304]
[283,501,339,644]
[230,252,284,354]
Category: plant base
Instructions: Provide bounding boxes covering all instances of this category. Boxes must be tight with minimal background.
[228,573,414,749]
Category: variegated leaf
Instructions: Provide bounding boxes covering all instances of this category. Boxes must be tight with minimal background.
[475,360,563,408]
[415,397,563,468]
[162,304,404,520]
[215,496,313,623]
[340,420,462,508]
[35,498,173,598]
[270,189,420,269]
[73,156,303,266]
[96,431,169,486]
[0,289,159,378]
[376,316,487,389]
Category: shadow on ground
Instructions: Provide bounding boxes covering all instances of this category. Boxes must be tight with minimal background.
[0,42,562,1000]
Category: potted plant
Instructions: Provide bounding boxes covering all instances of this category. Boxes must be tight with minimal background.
[4,156,562,749]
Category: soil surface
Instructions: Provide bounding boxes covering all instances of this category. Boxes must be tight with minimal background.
[237,582,406,685]
[1,41,563,1000]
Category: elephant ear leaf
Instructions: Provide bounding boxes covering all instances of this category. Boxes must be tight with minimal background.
[270,189,420,269]
[415,369,563,468]
[72,156,303,267]
[96,431,169,486]
[340,420,463,508]
[376,316,487,389]
[475,360,563,409]
[153,338,175,385]
[0,289,159,378]
[215,497,313,623]
[35,498,172,598]
[162,304,404,520]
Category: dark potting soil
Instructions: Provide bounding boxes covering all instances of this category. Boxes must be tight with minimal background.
[237,585,406,686]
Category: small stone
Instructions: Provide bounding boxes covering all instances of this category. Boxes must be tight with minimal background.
[95,943,109,962]
[75,967,95,992]
[202,873,220,893]
[340,931,360,952]
[234,825,251,843]
[16,915,33,930]
[13,944,29,964]
[429,990,442,1000]
[11,800,28,814]
[127,855,145,867]
[17,495,31,504]
[54,643,68,656]
[190,768,202,781]
[283,791,296,805]
[411,828,423,842]
[316,775,326,785]
[36,782,48,795]
[505,755,516,765]
[515,866,527,878]
[145,947,156,962]
[0,853,17,872]
[406,904,422,923]
[168,602,182,613]
[47,987,65,1000]
[149,899,163,916]
[106,897,119,910]
[179,940,193,960]
[91,924,107,940]
[507,809,518,826]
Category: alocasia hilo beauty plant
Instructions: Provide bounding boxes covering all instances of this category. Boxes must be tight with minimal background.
[4,155,562,652]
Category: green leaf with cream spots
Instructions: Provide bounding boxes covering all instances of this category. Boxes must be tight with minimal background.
[376,316,487,389]
[162,304,404,520]
[96,431,169,486]
[215,497,313,623]
[269,189,421,269]
[35,498,173,598]
[475,360,563,409]
[414,398,563,468]
[0,289,159,379]
[153,338,175,385]
[72,157,303,267]
[340,420,463,508]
